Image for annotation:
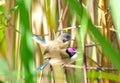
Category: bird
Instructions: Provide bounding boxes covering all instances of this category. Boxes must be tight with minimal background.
[32,33,71,50]
[33,33,74,71]
[35,47,79,71]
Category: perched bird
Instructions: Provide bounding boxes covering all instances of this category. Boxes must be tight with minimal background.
[33,33,75,71]
[35,47,79,71]
[32,33,71,50]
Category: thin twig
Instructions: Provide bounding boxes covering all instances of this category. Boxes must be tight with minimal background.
[85,43,99,47]
[1,23,118,36]
[63,64,117,71]
[84,47,88,83]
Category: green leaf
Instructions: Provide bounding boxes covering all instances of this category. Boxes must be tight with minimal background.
[109,0,120,44]
[87,71,120,81]
[16,0,35,82]
[10,5,18,15]
[0,56,9,75]
[0,5,5,15]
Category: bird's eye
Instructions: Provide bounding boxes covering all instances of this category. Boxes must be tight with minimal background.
[62,39,66,43]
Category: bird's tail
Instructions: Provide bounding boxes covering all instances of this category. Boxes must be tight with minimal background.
[35,59,50,71]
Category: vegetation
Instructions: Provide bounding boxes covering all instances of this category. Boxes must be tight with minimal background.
[0,0,120,83]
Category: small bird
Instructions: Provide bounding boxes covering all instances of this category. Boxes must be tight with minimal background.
[33,33,75,71]
[35,47,79,71]
[33,33,71,50]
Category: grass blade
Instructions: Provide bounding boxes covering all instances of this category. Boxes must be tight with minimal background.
[16,0,35,82]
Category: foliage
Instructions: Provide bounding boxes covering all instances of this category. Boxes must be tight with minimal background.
[0,0,120,83]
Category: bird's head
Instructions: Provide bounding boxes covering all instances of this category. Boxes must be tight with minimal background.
[58,33,71,43]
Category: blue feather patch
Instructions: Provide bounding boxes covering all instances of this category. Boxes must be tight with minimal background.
[35,59,50,71]
[33,34,46,44]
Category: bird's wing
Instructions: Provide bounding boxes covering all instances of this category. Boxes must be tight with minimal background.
[32,34,46,44]
[35,59,50,71]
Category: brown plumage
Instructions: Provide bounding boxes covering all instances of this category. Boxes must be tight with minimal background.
[43,48,70,65]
